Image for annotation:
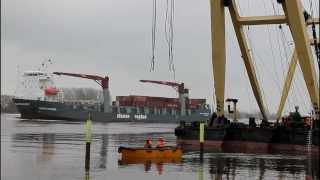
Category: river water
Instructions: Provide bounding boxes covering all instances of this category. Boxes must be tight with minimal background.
[1,113,319,180]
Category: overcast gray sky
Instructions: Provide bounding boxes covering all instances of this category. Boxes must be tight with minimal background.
[1,0,319,115]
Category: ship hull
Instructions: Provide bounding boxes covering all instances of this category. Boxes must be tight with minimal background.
[13,98,210,123]
[175,125,226,151]
[175,124,320,153]
[270,126,319,153]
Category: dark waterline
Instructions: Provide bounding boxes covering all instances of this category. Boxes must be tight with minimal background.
[1,113,319,180]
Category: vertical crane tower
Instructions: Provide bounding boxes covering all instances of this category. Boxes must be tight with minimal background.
[53,72,111,113]
[211,0,319,121]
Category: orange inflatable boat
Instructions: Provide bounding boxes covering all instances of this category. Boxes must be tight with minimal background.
[118,146,182,161]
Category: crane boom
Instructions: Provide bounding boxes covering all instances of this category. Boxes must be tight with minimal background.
[53,71,111,113]
[139,80,185,93]
[139,79,189,116]
[53,72,109,89]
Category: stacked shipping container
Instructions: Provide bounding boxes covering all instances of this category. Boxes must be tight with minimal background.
[112,95,206,110]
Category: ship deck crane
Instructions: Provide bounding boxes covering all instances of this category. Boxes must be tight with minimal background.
[53,72,111,113]
[139,80,189,116]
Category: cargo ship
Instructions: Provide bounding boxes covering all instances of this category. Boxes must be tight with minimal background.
[175,0,319,153]
[13,70,211,123]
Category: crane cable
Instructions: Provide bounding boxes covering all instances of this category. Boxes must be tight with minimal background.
[312,23,320,67]
[308,0,320,66]
[308,0,320,119]
[150,0,157,71]
[241,1,270,114]
[271,0,303,112]
[165,0,176,80]
[268,0,297,112]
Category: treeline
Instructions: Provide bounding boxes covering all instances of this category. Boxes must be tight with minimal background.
[61,88,102,101]
[1,95,17,113]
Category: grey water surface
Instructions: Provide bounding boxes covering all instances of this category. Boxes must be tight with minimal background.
[1,113,319,180]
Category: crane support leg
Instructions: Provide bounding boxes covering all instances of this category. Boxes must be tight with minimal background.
[228,0,268,121]
[210,0,226,117]
[281,0,320,118]
[276,50,298,121]
[276,41,318,121]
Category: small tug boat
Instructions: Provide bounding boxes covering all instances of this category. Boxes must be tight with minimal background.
[118,146,182,161]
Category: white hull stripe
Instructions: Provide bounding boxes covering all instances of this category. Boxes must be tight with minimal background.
[15,103,30,106]
[39,107,57,111]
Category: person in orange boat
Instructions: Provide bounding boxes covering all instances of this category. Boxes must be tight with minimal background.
[156,137,166,148]
[144,137,153,148]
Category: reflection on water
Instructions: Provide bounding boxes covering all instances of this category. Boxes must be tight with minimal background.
[40,134,55,161]
[139,161,165,175]
[185,153,318,180]
[98,134,108,169]
[118,157,181,175]
[1,114,319,180]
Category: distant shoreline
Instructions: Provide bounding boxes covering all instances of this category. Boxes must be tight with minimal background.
[1,95,18,113]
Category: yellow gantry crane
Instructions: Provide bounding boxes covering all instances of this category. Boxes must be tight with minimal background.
[210,0,319,121]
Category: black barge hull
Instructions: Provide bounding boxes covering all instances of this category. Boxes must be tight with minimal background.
[175,123,320,153]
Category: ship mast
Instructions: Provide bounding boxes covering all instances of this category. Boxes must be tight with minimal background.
[210,0,319,121]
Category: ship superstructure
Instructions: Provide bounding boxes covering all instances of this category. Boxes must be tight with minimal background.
[15,70,63,102]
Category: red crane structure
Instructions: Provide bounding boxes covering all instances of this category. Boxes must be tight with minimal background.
[139,80,189,116]
[53,72,111,113]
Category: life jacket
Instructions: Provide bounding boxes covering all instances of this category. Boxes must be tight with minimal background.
[282,117,288,125]
[144,139,152,148]
[157,139,165,148]
[304,117,311,126]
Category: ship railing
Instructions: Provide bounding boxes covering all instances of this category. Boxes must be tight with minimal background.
[61,99,102,104]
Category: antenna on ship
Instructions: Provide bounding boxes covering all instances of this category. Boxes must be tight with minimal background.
[39,58,53,73]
